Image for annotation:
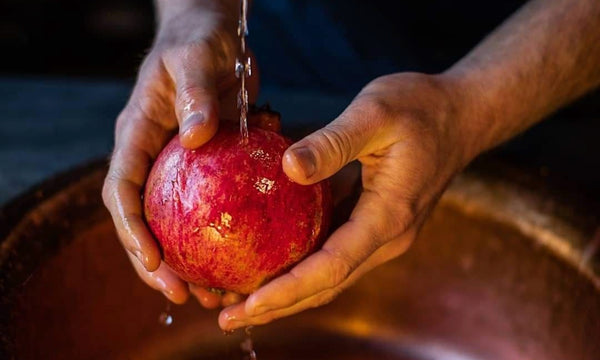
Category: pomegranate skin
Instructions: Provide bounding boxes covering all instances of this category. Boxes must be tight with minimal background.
[144,125,331,294]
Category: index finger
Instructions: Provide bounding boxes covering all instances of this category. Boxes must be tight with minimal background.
[102,104,175,272]
[243,189,410,316]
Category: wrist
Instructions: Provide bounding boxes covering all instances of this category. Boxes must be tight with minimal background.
[435,70,497,169]
[156,0,237,24]
[154,0,237,45]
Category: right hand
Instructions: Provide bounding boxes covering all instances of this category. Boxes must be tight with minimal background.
[102,2,258,308]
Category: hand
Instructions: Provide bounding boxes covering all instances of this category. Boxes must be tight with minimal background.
[102,3,257,307]
[218,72,471,330]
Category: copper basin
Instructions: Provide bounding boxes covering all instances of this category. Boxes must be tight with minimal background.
[1,160,599,359]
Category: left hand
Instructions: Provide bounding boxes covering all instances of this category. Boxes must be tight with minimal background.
[101,3,258,308]
[217,72,472,330]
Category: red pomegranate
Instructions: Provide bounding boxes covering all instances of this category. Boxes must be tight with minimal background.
[143,111,331,294]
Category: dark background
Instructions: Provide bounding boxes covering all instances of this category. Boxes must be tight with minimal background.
[0,0,598,206]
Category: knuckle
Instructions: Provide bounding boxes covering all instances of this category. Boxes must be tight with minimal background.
[133,95,171,129]
[362,225,388,253]
[133,264,155,286]
[347,94,394,138]
[101,168,122,209]
[115,230,138,258]
[176,85,214,108]
[102,166,144,218]
[114,109,130,135]
[186,41,214,59]
[315,126,353,169]
[166,41,211,58]
[363,95,395,123]
[137,53,163,79]
[116,215,144,249]
[101,178,113,208]
[322,247,356,288]
[160,45,187,64]
[286,269,305,305]
[115,96,173,141]
[386,201,419,238]
[397,109,434,140]
[360,191,418,243]
[162,42,215,71]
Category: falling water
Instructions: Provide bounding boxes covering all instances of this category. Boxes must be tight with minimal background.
[158,300,173,327]
[240,326,257,360]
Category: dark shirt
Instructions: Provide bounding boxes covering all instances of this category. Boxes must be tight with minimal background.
[249,0,526,94]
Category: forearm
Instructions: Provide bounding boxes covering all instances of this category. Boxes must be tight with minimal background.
[150,0,241,54]
[154,0,238,24]
[445,0,600,161]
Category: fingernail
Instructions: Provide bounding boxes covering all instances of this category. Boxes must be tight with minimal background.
[290,147,316,179]
[181,112,205,135]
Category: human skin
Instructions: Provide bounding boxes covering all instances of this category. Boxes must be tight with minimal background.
[102,0,600,329]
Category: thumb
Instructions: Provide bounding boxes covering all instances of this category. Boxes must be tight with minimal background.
[283,104,382,185]
[163,45,221,149]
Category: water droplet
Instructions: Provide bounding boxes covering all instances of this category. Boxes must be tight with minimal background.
[158,312,173,327]
[158,301,173,327]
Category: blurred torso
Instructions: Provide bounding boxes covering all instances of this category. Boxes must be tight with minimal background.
[249,0,526,93]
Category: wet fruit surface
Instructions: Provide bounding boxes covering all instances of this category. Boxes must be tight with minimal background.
[144,124,331,294]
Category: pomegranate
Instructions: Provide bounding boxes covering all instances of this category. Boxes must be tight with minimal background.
[143,111,331,294]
